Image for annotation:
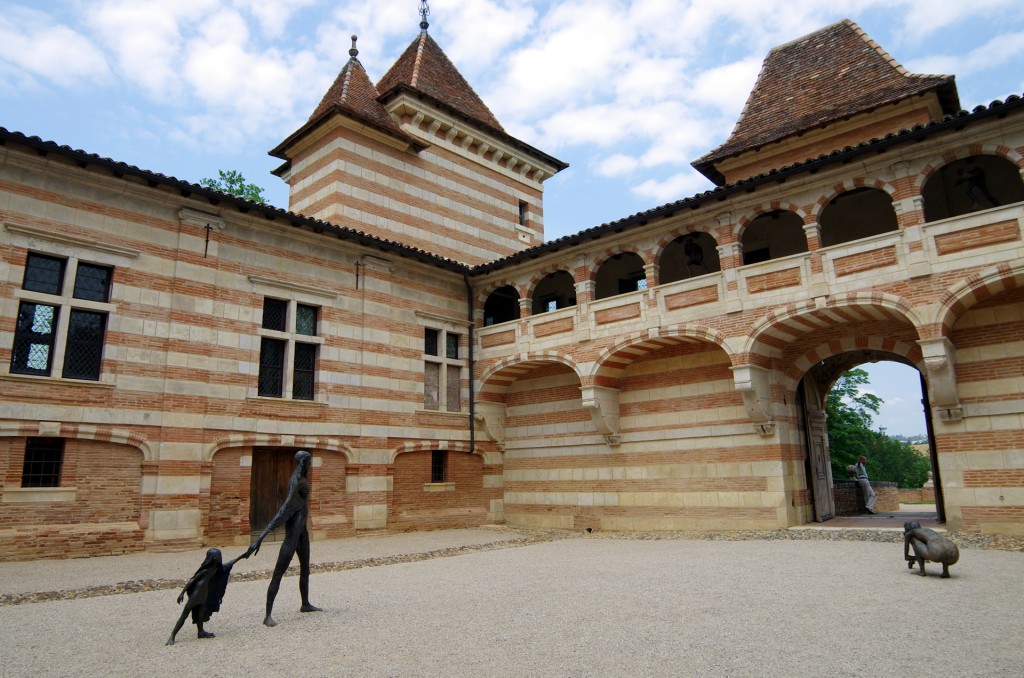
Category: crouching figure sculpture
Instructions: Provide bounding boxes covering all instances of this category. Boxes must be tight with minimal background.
[903,521,959,578]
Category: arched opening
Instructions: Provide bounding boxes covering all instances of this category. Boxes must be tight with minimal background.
[532,271,576,314]
[741,210,808,264]
[595,252,646,300]
[484,285,521,326]
[922,155,1024,222]
[818,187,898,247]
[800,356,942,525]
[659,232,721,285]
[390,447,486,531]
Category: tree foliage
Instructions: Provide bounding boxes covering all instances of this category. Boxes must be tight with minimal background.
[200,169,266,204]
[826,368,931,488]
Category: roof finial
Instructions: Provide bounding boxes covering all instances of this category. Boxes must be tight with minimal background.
[349,35,358,58]
[419,0,430,31]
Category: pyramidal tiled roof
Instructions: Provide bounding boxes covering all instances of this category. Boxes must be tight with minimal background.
[693,20,959,177]
[309,43,410,137]
[376,31,505,132]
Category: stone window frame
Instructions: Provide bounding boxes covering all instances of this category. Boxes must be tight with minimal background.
[415,311,469,414]
[249,276,332,405]
[1,223,137,387]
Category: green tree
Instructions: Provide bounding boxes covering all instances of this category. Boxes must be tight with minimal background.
[200,169,266,204]
[826,368,931,488]
[825,368,881,476]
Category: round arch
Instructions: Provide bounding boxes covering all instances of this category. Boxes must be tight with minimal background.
[388,440,476,464]
[591,325,735,384]
[479,352,584,399]
[744,292,925,360]
[915,143,1024,194]
[0,422,154,461]
[934,261,1024,338]
[205,434,354,463]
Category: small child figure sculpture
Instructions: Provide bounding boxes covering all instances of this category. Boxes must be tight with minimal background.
[903,521,960,578]
[166,546,253,645]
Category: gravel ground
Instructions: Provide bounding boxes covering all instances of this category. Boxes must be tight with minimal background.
[0,527,1021,677]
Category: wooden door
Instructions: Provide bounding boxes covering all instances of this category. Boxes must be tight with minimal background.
[800,380,835,522]
[806,409,835,521]
[250,448,293,539]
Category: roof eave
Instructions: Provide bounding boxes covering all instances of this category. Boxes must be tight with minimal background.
[378,84,569,172]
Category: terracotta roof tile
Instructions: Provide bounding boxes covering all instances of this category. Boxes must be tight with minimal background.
[376,31,505,132]
[309,50,409,137]
[693,20,959,178]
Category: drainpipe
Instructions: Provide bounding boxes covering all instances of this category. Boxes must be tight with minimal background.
[464,273,475,455]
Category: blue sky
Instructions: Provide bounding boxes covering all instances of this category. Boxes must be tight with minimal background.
[2,0,1021,436]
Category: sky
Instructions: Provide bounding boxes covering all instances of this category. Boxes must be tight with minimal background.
[2,0,1022,436]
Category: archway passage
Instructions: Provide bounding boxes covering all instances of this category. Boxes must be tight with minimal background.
[660,232,721,284]
[818,187,897,247]
[741,210,808,264]
[800,355,943,524]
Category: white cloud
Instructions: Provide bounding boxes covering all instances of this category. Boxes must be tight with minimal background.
[632,169,715,203]
[689,57,762,116]
[906,31,1024,78]
[431,0,537,75]
[231,0,318,39]
[596,154,640,178]
[87,0,218,99]
[0,8,110,87]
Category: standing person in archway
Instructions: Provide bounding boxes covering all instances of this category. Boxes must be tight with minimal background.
[249,449,322,626]
[855,455,877,514]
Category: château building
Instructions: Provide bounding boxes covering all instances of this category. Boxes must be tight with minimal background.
[1,17,1022,560]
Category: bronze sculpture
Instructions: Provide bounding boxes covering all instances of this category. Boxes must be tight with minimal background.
[166,547,250,645]
[904,521,960,578]
[249,449,322,626]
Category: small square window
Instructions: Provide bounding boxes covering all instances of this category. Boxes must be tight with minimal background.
[23,254,65,296]
[22,438,64,488]
[72,263,113,302]
[424,328,439,356]
[262,298,288,331]
[296,304,318,336]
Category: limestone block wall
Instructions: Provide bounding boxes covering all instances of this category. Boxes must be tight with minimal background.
[0,143,492,560]
[285,119,545,266]
[0,436,145,561]
[941,287,1024,534]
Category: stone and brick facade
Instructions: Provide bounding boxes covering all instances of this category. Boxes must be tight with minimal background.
[2,20,1023,560]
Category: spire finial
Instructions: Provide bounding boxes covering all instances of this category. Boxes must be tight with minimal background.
[419,0,429,31]
[349,35,358,58]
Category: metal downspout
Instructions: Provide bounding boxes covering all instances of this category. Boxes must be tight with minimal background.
[464,273,475,454]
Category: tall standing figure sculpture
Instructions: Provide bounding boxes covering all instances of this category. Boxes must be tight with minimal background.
[249,449,322,626]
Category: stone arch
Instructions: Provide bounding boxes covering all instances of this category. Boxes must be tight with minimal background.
[813,177,898,218]
[815,180,899,248]
[525,265,576,300]
[528,268,577,314]
[934,261,1024,339]
[477,278,525,308]
[388,440,475,464]
[479,352,583,399]
[594,250,647,299]
[0,422,154,461]
[782,337,925,392]
[736,201,809,235]
[736,207,809,265]
[586,245,651,279]
[205,434,354,463]
[916,143,1024,193]
[591,325,735,384]
[744,291,924,360]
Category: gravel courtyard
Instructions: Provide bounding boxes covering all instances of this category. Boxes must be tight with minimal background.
[1,528,1021,677]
